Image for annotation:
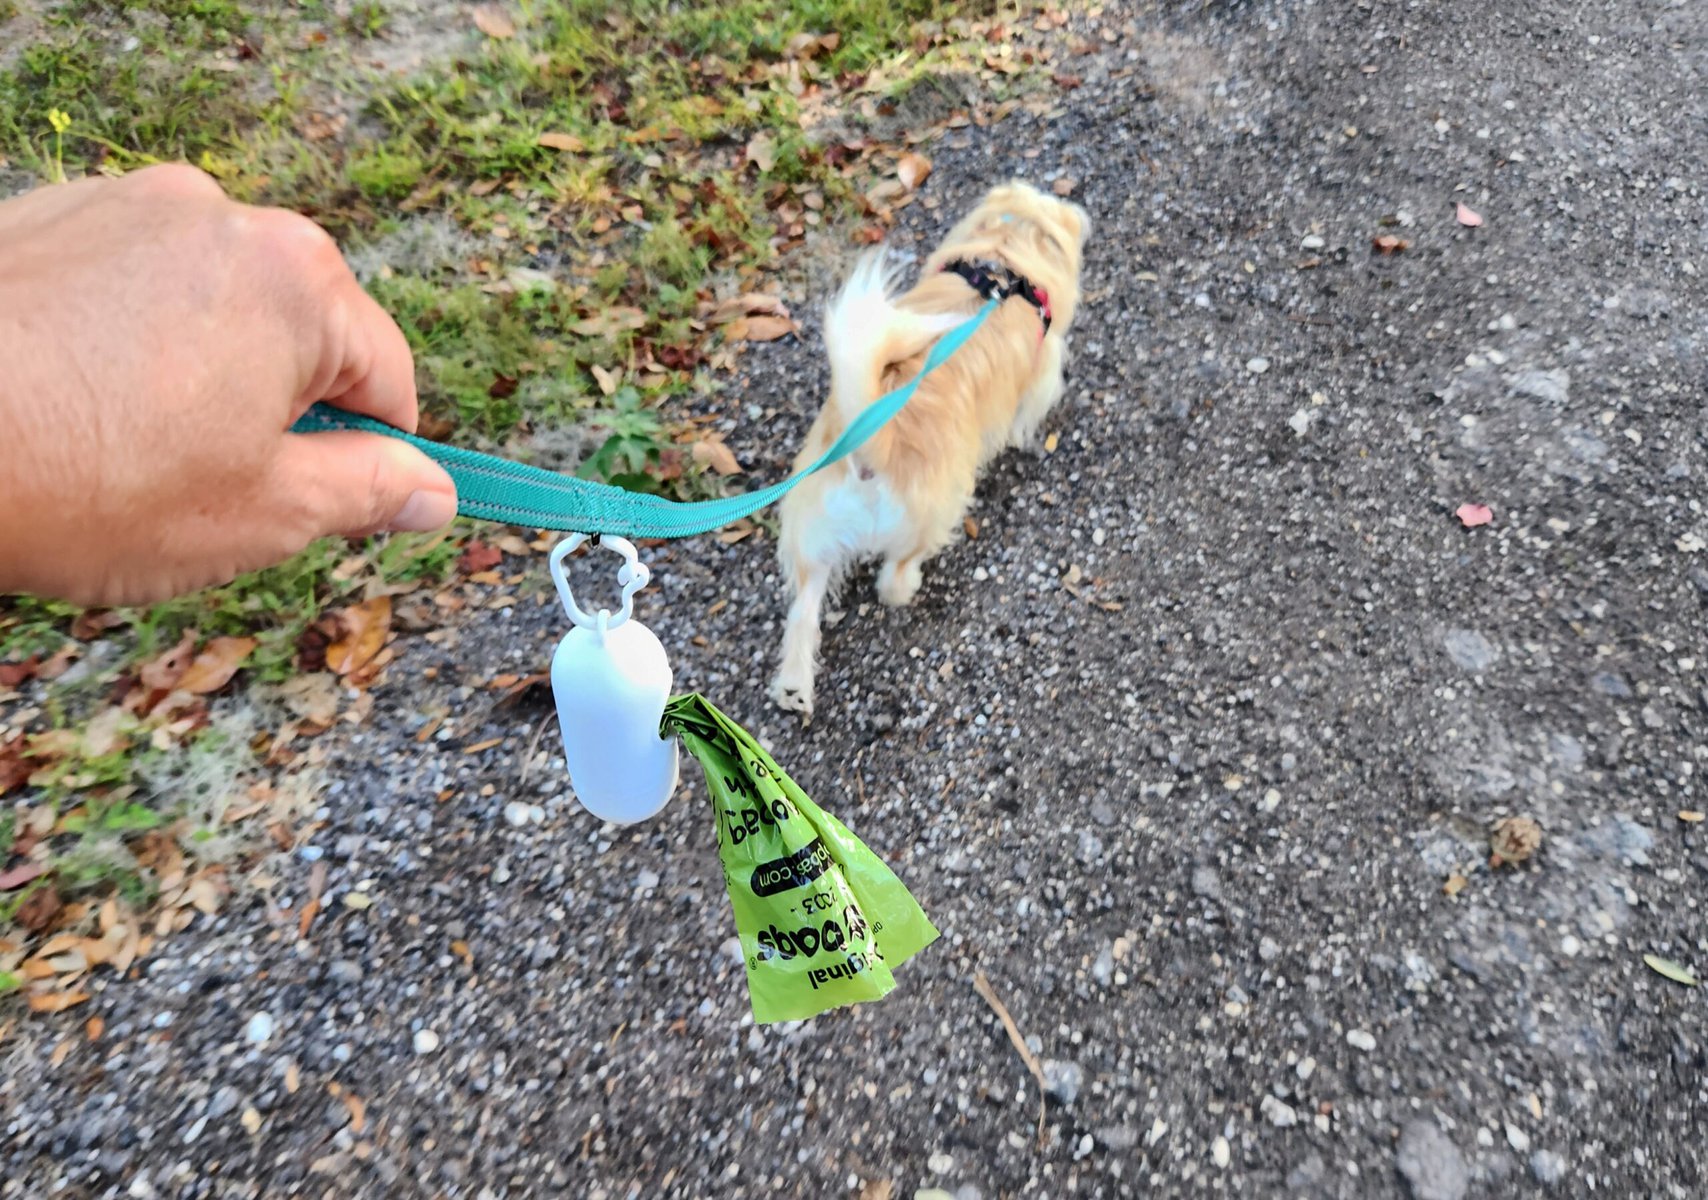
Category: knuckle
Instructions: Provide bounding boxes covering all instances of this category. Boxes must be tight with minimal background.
[125,162,225,201]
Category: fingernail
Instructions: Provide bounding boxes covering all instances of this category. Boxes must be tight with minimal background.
[389,489,457,532]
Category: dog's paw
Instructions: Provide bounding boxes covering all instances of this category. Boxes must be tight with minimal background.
[876,561,922,608]
[768,675,815,719]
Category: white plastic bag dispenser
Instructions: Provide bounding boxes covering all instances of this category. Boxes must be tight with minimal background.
[549,534,679,824]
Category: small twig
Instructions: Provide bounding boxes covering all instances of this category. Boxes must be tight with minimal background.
[517,712,553,787]
[974,970,1047,1092]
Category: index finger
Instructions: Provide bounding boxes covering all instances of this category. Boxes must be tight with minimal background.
[247,205,421,434]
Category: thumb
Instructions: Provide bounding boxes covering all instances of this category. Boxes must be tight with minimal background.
[272,430,458,539]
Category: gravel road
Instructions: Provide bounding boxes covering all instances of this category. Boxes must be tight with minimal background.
[6,1,1706,1197]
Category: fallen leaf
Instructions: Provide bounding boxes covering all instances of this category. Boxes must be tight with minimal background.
[174,637,258,695]
[536,131,585,152]
[1455,201,1483,228]
[33,644,78,681]
[0,735,37,795]
[1372,234,1409,254]
[325,597,392,678]
[726,315,797,342]
[340,1088,368,1133]
[0,863,46,890]
[457,541,503,575]
[278,673,340,727]
[1044,431,1060,453]
[1489,814,1542,867]
[709,293,790,326]
[1643,954,1698,987]
[745,133,778,173]
[27,989,89,1014]
[1052,177,1077,197]
[692,439,743,476]
[69,610,126,641]
[568,307,648,338]
[964,516,979,540]
[1442,873,1468,897]
[0,656,39,687]
[1455,503,1494,528]
[139,631,198,692]
[85,1016,104,1041]
[15,885,62,933]
[472,5,515,38]
[590,363,622,396]
[896,151,932,191]
[858,1182,894,1200]
[1052,72,1083,89]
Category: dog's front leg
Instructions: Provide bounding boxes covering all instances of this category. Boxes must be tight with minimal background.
[771,559,830,717]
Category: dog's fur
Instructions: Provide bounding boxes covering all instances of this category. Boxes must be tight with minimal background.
[770,181,1090,715]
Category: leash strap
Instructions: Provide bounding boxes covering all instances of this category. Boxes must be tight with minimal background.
[290,299,995,539]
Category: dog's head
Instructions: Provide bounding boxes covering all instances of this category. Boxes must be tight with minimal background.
[927,180,1091,332]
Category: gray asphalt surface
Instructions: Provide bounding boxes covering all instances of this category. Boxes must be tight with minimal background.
[7,2,1708,1197]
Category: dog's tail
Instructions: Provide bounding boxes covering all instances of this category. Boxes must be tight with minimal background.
[823,250,964,428]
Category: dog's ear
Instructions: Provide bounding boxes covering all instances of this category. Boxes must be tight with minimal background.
[1067,202,1092,249]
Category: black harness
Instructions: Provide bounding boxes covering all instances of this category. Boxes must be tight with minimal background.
[940,259,1053,335]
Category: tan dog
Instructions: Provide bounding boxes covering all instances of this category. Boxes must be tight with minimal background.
[770,180,1090,716]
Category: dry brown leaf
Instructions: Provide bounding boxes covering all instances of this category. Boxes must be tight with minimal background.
[182,876,223,917]
[692,439,743,476]
[1443,873,1468,897]
[326,597,392,678]
[1051,177,1077,197]
[568,307,648,338]
[278,673,339,727]
[896,151,932,191]
[139,631,198,692]
[709,293,790,325]
[726,315,797,342]
[81,707,131,757]
[175,637,258,695]
[590,363,622,396]
[50,1039,73,1067]
[745,133,778,173]
[472,5,515,38]
[963,516,979,540]
[858,1182,894,1200]
[85,1016,104,1041]
[27,989,90,1014]
[536,131,585,152]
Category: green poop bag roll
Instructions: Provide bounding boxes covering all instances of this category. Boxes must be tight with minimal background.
[661,694,937,1023]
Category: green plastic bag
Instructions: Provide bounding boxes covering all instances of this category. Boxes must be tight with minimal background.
[662,694,938,1023]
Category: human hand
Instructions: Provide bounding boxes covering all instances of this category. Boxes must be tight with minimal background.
[0,164,456,606]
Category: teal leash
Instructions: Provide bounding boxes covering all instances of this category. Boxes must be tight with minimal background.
[291,299,996,540]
